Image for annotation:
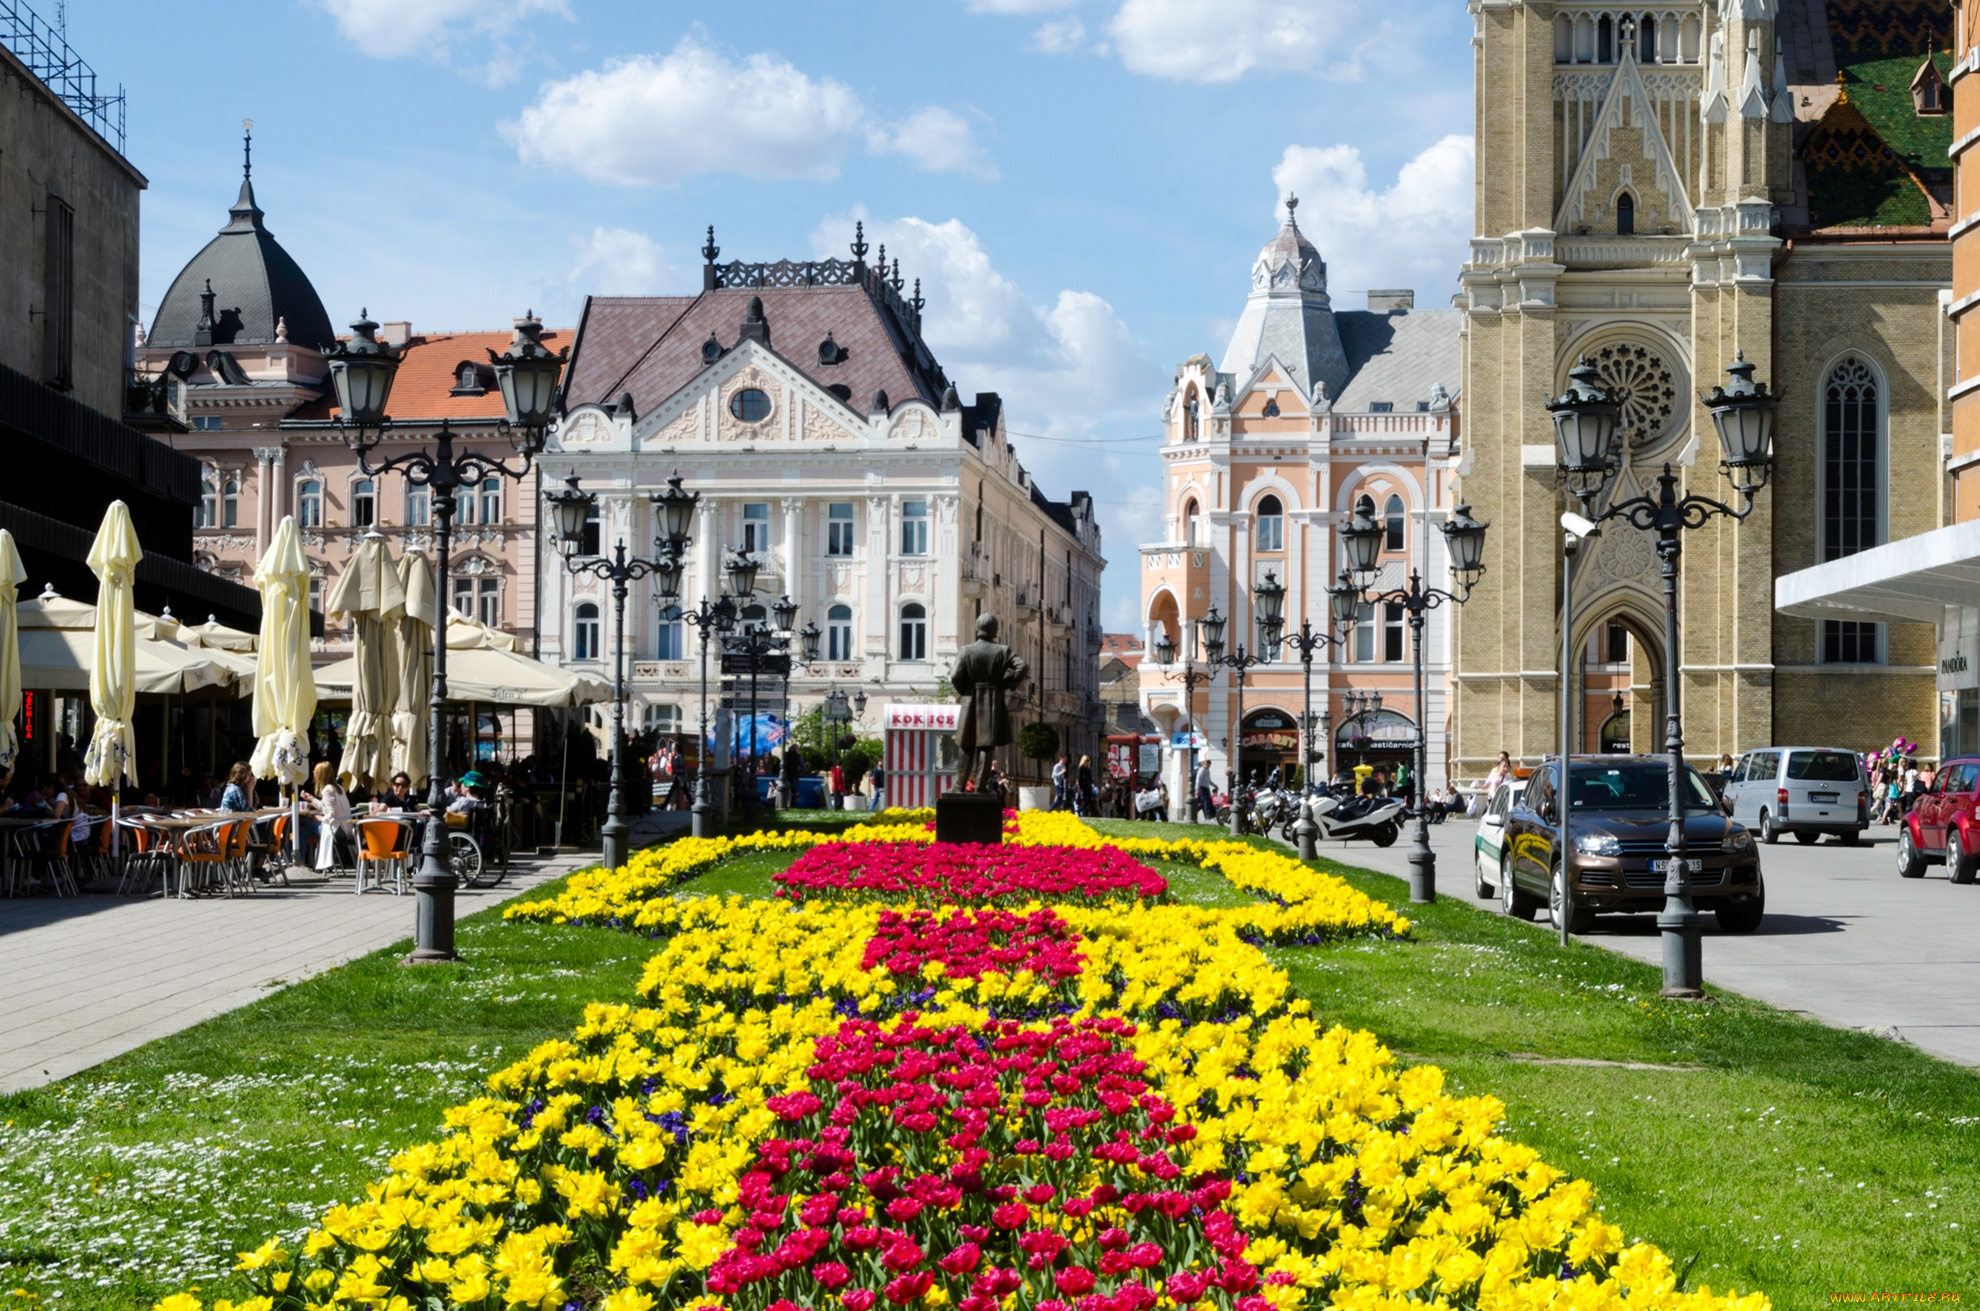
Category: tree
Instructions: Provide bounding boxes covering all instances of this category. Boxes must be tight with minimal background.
[1018,721,1059,764]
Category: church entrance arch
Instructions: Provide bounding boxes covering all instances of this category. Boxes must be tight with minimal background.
[1572,604,1665,756]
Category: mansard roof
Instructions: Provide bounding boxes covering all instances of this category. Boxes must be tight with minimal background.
[1219,200,1351,401]
[149,171,335,352]
[1334,309,1462,412]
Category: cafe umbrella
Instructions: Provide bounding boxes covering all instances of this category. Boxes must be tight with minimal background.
[327,533,404,789]
[83,502,142,854]
[391,550,436,786]
[250,517,317,861]
[0,530,24,772]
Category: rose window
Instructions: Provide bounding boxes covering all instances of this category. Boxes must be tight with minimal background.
[1589,342,1679,448]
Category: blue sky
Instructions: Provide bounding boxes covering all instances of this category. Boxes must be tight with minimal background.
[70,0,1474,629]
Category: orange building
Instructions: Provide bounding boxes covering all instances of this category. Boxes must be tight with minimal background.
[1137,204,1462,800]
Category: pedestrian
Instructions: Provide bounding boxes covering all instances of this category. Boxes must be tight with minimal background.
[1193,758,1214,823]
[1903,757,1922,813]
[1076,754,1095,816]
[1485,751,1513,797]
[1052,754,1069,811]
[868,761,887,812]
[1396,759,1413,809]
[1155,780,1170,822]
[829,761,845,811]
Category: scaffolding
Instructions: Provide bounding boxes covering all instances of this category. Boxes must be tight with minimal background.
[0,0,124,156]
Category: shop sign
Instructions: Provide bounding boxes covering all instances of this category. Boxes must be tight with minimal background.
[885,703,961,731]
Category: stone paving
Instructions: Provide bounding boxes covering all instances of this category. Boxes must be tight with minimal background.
[0,855,587,1093]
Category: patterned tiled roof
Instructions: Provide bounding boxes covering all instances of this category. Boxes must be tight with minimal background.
[1799,0,1952,231]
[291,329,569,422]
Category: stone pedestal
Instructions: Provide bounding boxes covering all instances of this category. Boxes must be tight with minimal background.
[936,790,1003,845]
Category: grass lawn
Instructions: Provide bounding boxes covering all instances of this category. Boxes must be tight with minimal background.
[4,823,1976,1311]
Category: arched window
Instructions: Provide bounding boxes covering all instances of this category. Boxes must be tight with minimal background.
[1183,498,1200,546]
[899,602,928,661]
[1823,357,1883,663]
[352,478,375,528]
[198,478,216,528]
[1680,14,1700,61]
[573,602,600,661]
[1638,14,1656,61]
[1255,495,1284,552]
[1597,13,1613,62]
[1383,495,1405,551]
[1616,191,1635,236]
[222,479,239,528]
[1554,14,1572,61]
[1575,14,1595,61]
[828,604,854,661]
[297,480,322,528]
[1183,387,1200,441]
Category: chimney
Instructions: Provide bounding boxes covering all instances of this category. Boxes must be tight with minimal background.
[1366,289,1414,313]
[381,321,413,347]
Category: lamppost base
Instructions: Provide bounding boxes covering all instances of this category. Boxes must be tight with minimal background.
[600,817,629,872]
[1657,905,1704,997]
[408,870,460,963]
[1293,801,1318,862]
[1406,844,1436,904]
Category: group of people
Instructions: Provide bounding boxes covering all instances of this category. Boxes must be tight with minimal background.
[1051,754,1098,816]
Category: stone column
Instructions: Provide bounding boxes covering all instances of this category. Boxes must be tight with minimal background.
[780,496,804,617]
[251,446,280,561]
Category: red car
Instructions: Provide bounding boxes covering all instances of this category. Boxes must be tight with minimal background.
[1897,757,1980,883]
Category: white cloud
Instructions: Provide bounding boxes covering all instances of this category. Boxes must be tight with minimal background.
[1270,134,1473,298]
[867,107,997,179]
[507,34,994,185]
[1029,17,1087,52]
[1109,0,1381,81]
[568,228,679,295]
[313,0,566,84]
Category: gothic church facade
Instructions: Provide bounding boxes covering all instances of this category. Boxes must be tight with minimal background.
[1456,0,1953,773]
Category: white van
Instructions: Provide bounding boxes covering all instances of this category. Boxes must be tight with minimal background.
[1721,747,1869,845]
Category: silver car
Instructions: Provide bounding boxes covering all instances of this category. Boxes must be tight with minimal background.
[1721,746,1869,845]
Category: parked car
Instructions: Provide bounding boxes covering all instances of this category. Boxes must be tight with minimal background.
[1897,756,1980,882]
[1721,746,1870,845]
[1498,755,1765,933]
[1473,778,1525,898]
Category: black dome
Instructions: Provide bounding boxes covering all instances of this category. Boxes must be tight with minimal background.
[148,175,335,352]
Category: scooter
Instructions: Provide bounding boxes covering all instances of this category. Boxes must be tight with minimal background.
[1299,788,1407,847]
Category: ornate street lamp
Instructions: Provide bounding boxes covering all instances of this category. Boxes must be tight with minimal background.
[1546,356,1622,501]
[1549,352,1778,996]
[1341,510,1491,903]
[1282,573,1354,859]
[718,555,791,828]
[325,309,565,963]
[1204,578,1282,838]
[1153,621,1212,822]
[1341,505,1385,589]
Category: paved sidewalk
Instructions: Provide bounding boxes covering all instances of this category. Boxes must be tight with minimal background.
[0,854,589,1093]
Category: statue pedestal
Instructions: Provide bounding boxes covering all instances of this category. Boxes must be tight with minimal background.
[935,791,1003,845]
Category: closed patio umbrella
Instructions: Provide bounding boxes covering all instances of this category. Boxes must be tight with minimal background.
[84,502,142,859]
[0,530,25,772]
[249,516,317,789]
[327,533,403,789]
[392,550,435,786]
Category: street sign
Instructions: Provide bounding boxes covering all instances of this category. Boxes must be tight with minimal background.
[722,651,791,677]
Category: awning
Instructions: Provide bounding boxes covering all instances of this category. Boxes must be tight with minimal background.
[311,614,609,708]
[18,591,244,696]
[1774,520,1980,625]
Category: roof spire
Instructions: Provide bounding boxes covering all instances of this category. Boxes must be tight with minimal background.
[702,225,721,290]
[223,120,265,235]
[242,118,253,180]
[1285,193,1299,225]
[851,220,869,266]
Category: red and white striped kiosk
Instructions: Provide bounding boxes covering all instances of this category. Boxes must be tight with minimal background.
[882,702,961,808]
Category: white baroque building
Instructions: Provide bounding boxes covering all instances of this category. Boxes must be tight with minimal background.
[539,231,1106,779]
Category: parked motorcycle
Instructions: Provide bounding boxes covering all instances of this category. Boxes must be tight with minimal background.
[1297,787,1407,847]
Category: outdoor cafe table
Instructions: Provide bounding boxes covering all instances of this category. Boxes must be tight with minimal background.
[0,816,45,897]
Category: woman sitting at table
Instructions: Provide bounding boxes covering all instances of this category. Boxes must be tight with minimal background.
[219,762,254,812]
[307,761,354,871]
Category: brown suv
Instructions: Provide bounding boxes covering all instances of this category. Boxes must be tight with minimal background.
[1498,755,1765,933]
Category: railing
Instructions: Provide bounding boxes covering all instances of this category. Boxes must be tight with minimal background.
[0,0,125,155]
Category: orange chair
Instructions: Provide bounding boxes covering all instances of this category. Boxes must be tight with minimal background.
[176,821,234,896]
[23,820,78,896]
[355,817,412,895]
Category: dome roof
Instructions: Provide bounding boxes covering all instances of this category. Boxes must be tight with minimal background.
[1249,196,1327,296]
[148,169,335,352]
[1220,197,1349,400]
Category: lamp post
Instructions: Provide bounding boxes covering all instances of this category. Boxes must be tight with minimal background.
[798,623,867,812]
[1547,352,1777,996]
[324,309,565,963]
[1281,571,1361,859]
[543,474,691,872]
[720,557,794,830]
[1152,621,1214,823]
[1202,580,1280,838]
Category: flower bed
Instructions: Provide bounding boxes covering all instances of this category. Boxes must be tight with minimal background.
[178,818,1765,1311]
[774,841,1168,906]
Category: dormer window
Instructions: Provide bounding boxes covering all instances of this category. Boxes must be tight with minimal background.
[1369,402,1393,414]
[1913,57,1949,115]
[449,362,492,396]
[818,332,846,366]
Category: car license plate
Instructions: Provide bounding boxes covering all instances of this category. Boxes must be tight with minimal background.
[1810,792,1839,804]
[1649,858,1703,875]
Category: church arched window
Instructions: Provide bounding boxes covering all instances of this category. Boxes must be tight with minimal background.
[1183,498,1200,546]
[1554,15,1572,62]
[1597,14,1613,62]
[1383,495,1406,551]
[1821,357,1883,663]
[1255,495,1284,552]
[1616,192,1635,236]
[1638,14,1656,62]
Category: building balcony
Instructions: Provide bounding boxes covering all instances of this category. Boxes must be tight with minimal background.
[960,542,989,595]
[1014,584,1039,617]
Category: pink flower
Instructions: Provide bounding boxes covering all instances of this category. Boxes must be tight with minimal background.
[842,1291,877,1311]
[937,1244,982,1276]
[811,1263,851,1290]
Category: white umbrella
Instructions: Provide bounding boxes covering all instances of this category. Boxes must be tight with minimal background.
[83,502,141,796]
[0,531,25,772]
[314,614,610,708]
[327,534,403,789]
[249,516,317,788]
[19,591,239,694]
[183,616,258,652]
[392,550,436,786]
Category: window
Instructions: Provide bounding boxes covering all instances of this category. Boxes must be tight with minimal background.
[406,482,428,526]
[1369,402,1394,414]
[899,602,928,660]
[451,577,497,623]
[828,604,854,660]
[198,480,217,529]
[643,704,683,734]
[222,480,238,528]
[1183,386,1199,441]
[298,480,323,528]
[190,416,225,431]
[574,603,601,661]
[352,479,375,528]
[1638,14,1656,61]
[1597,13,1613,62]
[308,576,323,615]
[1605,621,1629,665]
[827,502,856,555]
[1616,192,1635,236]
[1262,396,1280,417]
[1183,499,1199,546]
[1822,358,1882,663]
[901,501,929,555]
[730,388,772,422]
[456,478,498,525]
[580,500,601,556]
[479,480,501,524]
[1255,495,1284,552]
[657,618,684,660]
[1383,495,1405,551]
[1383,602,1405,662]
[42,193,73,391]
[1354,602,1376,662]
[742,502,771,553]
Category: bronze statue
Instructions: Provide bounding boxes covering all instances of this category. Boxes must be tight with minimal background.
[951,613,1028,792]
